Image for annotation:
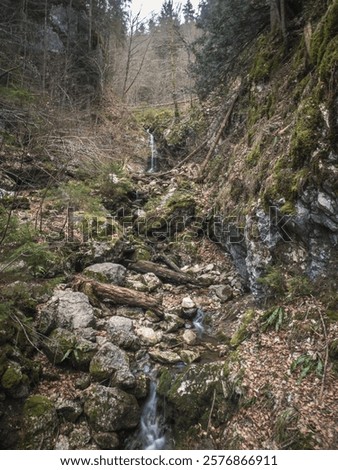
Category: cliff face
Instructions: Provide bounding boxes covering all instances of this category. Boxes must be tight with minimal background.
[204,0,338,301]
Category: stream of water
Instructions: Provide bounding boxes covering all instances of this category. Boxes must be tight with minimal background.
[147,130,158,173]
[140,380,167,450]
[193,308,205,337]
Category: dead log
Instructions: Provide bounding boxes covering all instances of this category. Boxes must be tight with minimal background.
[73,275,162,315]
[127,260,203,286]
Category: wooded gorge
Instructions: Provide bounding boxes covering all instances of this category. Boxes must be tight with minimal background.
[0,0,337,451]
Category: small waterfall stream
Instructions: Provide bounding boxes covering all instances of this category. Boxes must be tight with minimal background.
[193,308,205,337]
[147,130,158,173]
[140,380,167,450]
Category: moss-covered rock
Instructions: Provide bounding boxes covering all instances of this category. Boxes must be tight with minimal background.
[21,395,58,449]
[43,328,97,370]
[84,385,139,432]
[158,361,232,441]
[230,309,255,348]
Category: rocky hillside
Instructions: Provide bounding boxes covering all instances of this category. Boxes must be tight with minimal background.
[0,0,337,451]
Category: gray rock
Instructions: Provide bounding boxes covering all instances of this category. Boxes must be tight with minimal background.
[92,432,119,449]
[106,316,140,351]
[136,326,163,345]
[142,273,162,291]
[148,349,181,364]
[181,297,196,309]
[43,328,97,370]
[84,385,140,432]
[39,289,95,334]
[182,329,197,346]
[89,342,135,388]
[180,349,201,364]
[55,435,70,450]
[22,395,58,449]
[55,398,83,423]
[84,263,127,285]
[68,423,91,449]
[164,313,185,333]
[209,284,234,302]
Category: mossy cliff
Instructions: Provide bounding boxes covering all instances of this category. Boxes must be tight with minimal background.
[200,0,338,300]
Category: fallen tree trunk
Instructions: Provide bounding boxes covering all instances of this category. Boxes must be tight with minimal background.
[127,260,203,285]
[73,275,162,315]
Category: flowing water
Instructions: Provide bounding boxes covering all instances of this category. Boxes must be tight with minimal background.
[147,130,158,173]
[193,308,205,337]
[140,380,167,450]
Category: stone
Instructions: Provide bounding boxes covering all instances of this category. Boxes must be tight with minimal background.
[38,289,95,334]
[165,313,185,333]
[142,273,162,292]
[106,316,140,351]
[92,432,119,449]
[148,349,181,364]
[209,284,234,302]
[68,423,92,449]
[55,435,70,450]
[180,350,201,364]
[55,398,83,423]
[84,385,140,432]
[182,329,197,346]
[135,326,162,345]
[22,395,58,449]
[43,328,97,370]
[89,342,135,389]
[1,362,30,399]
[84,263,127,285]
[181,297,196,309]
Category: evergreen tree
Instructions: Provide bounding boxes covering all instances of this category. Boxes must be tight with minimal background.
[193,0,270,98]
[183,0,195,23]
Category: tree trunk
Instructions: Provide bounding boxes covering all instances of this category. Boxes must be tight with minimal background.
[73,275,163,315]
[127,260,207,285]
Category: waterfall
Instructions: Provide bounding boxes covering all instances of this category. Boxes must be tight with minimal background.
[147,130,158,173]
[140,380,166,449]
[193,308,205,337]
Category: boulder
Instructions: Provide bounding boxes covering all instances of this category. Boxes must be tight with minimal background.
[89,342,135,389]
[182,329,197,346]
[55,398,83,423]
[92,432,119,449]
[22,395,58,449]
[38,289,95,334]
[142,273,162,292]
[148,349,181,364]
[135,326,162,346]
[180,350,201,364]
[106,316,140,351]
[84,385,140,432]
[43,328,97,370]
[84,263,127,285]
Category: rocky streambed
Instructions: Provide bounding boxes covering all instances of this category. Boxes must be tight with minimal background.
[1,236,249,450]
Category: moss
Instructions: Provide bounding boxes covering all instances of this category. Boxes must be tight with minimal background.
[245,142,261,167]
[310,1,338,66]
[249,34,284,83]
[1,365,23,389]
[24,395,54,418]
[327,310,338,322]
[157,368,173,396]
[230,309,255,348]
[290,91,323,169]
[280,201,296,215]
[318,35,338,81]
